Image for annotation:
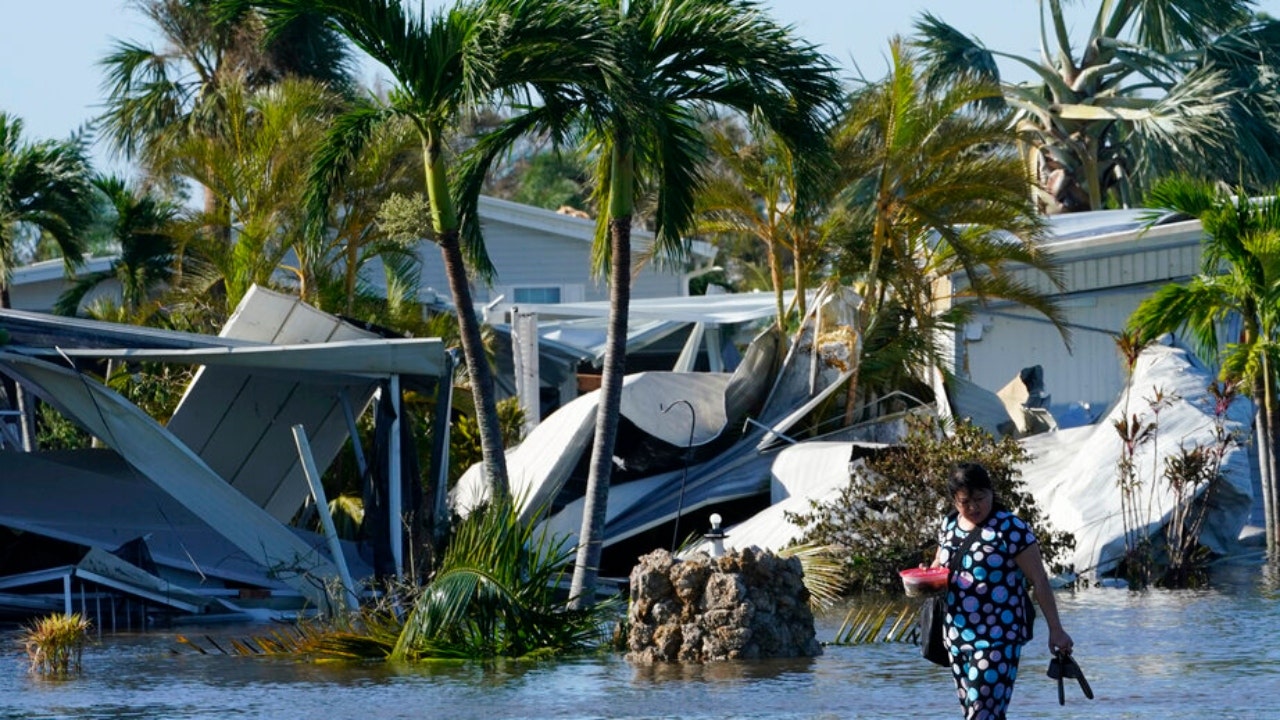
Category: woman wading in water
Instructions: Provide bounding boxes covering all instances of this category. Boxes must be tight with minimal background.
[933,462,1075,719]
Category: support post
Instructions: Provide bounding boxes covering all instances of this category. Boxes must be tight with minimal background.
[388,375,403,580]
[292,424,360,611]
[511,307,541,434]
[339,390,369,479]
[429,351,457,548]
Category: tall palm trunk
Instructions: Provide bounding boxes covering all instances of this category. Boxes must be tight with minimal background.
[1261,363,1279,555]
[570,147,635,607]
[425,137,508,500]
[438,228,509,500]
[766,236,786,332]
[792,232,809,323]
[569,215,631,608]
[845,179,895,425]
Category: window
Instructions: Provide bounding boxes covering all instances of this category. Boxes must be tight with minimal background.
[513,287,562,304]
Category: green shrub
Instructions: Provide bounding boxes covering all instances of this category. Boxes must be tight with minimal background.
[786,415,1075,593]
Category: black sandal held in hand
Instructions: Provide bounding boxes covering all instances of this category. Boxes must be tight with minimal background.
[1046,650,1094,705]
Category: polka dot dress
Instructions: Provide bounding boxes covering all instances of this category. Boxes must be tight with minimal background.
[937,510,1036,720]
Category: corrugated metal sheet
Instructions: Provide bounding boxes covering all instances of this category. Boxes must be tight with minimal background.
[167,287,383,522]
[0,353,342,607]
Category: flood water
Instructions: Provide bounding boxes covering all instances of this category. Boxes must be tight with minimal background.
[3,563,1278,720]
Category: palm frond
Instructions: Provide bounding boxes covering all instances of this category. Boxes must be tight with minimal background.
[831,596,919,645]
[777,543,847,610]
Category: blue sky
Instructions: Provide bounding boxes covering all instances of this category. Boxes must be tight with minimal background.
[3,0,1278,176]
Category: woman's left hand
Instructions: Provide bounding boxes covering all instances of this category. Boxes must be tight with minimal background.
[1049,627,1074,656]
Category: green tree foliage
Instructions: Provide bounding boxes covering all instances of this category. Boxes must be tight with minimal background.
[445,396,526,490]
[825,40,1067,417]
[391,497,616,660]
[244,0,613,505]
[100,0,354,174]
[307,114,424,318]
[694,118,820,330]
[159,76,338,318]
[0,113,93,309]
[0,112,94,449]
[471,0,843,606]
[786,416,1075,593]
[914,0,1280,213]
[217,498,618,660]
[482,149,594,213]
[54,175,179,321]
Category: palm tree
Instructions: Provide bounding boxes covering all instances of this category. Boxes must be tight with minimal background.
[0,113,94,308]
[391,497,612,659]
[99,0,354,219]
[241,0,613,506]
[694,119,822,331]
[825,39,1068,419]
[158,76,336,318]
[471,0,841,605]
[914,0,1280,213]
[304,112,424,317]
[0,112,95,451]
[54,175,180,320]
[1127,177,1280,555]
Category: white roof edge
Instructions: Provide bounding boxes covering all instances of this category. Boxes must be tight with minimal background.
[48,337,448,377]
[10,256,115,284]
[476,195,715,261]
[1045,218,1203,260]
[478,195,618,243]
[512,290,797,324]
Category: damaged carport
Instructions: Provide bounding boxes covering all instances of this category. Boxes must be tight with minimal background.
[0,286,450,621]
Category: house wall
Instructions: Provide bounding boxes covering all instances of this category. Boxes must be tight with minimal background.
[951,218,1205,418]
[8,258,118,313]
[8,276,74,312]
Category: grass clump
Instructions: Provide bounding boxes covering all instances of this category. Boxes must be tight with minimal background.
[21,613,91,677]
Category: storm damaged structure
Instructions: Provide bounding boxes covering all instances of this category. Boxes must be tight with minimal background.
[0,286,448,622]
[454,287,864,577]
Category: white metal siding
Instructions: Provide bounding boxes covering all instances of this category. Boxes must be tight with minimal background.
[956,224,1205,415]
[10,277,122,313]
[415,221,684,307]
[959,289,1156,414]
[1009,242,1200,296]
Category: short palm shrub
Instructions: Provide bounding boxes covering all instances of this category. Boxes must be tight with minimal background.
[229,498,619,662]
[392,498,616,660]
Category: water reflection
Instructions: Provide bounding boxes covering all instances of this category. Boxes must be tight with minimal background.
[2,568,1278,720]
[630,656,818,683]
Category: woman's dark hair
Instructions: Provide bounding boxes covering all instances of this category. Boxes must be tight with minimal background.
[948,462,994,498]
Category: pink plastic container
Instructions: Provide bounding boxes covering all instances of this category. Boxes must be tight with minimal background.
[899,566,949,597]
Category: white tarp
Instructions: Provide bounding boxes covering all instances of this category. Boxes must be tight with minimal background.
[1017,342,1255,576]
[453,370,733,519]
[681,441,858,556]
